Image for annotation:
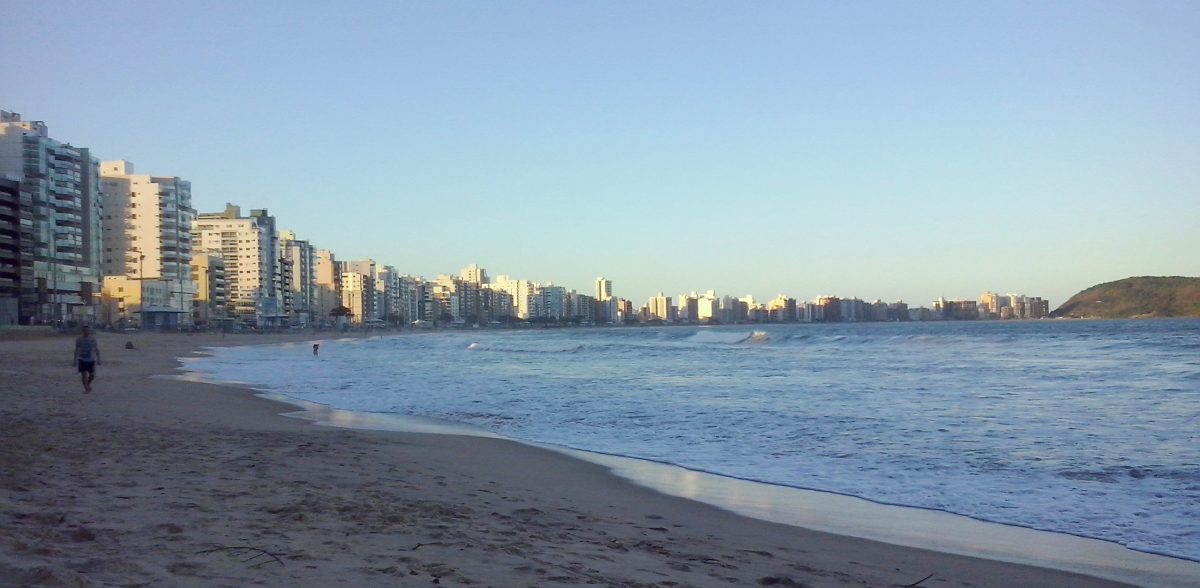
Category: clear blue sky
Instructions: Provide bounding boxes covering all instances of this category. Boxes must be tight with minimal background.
[3,1,1197,307]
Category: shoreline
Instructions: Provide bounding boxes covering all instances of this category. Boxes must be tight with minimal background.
[1,331,1192,586]
[252,388,1200,588]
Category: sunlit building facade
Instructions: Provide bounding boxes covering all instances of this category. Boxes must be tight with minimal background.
[0,110,103,324]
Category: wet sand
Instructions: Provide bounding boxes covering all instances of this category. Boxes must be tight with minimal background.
[0,330,1158,586]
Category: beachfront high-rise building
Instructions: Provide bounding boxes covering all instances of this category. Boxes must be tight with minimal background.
[190,252,227,327]
[340,270,373,326]
[0,176,20,324]
[342,259,379,321]
[676,293,698,323]
[648,292,671,322]
[996,293,1050,320]
[979,291,1001,318]
[0,110,103,324]
[431,275,460,323]
[313,249,340,325]
[598,297,619,324]
[460,264,488,286]
[98,160,195,328]
[492,275,539,319]
[768,295,797,322]
[192,204,283,326]
[696,291,719,323]
[539,284,569,321]
[279,229,315,325]
[595,277,612,301]
[593,278,615,323]
[482,286,514,323]
[569,291,595,323]
[396,275,426,324]
[376,265,399,325]
[247,208,282,322]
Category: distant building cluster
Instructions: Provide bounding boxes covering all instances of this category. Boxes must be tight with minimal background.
[0,109,1049,329]
[635,291,1050,325]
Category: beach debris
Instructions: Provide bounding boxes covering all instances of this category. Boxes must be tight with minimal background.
[895,572,935,587]
[196,545,286,568]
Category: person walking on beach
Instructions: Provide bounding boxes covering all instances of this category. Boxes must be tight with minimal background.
[74,325,101,393]
[312,343,319,356]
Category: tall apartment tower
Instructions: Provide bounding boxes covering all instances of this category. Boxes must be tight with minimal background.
[492,275,539,319]
[595,277,612,301]
[342,259,379,321]
[396,275,426,324]
[313,249,340,324]
[340,270,374,326]
[0,110,103,324]
[0,176,21,323]
[192,204,282,326]
[376,264,399,323]
[98,160,195,326]
[460,263,488,286]
[248,209,280,312]
[648,292,672,321]
[190,252,227,327]
[279,229,315,325]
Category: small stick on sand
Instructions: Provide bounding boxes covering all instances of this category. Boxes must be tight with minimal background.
[196,545,286,568]
[897,572,935,587]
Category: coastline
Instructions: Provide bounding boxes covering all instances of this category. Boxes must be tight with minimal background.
[258,383,1200,587]
[0,331,1186,587]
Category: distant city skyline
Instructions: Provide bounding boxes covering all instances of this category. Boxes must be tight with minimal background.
[0,106,1114,327]
[3,2,1197,307]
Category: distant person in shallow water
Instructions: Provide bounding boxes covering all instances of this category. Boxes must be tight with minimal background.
[313,343,319,356]
[74,325,101,393]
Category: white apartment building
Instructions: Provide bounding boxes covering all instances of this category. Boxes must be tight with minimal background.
[569,291,595,323]
[396,275,426,324]
[460,263,487,286]
[342,259,379,321]
[595,277,613,301]
[99,160,194,327]
[313,249,340,324]
[192,204,280,326]
[247,208,282,323]
[340,270,373,326]
[492,275,539,319]
[539,284,568,320]
[376,265,399,323]
[0,110,103,324]
[696,291,719,322]
[431,275,461,322]
[648,292,671,321]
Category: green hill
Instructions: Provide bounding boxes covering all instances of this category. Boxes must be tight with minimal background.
[1052,276,1200,319]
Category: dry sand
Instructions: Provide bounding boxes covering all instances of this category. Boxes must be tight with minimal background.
[0,330,1139,587]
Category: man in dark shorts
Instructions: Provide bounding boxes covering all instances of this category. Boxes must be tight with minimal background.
[74,325,101,393]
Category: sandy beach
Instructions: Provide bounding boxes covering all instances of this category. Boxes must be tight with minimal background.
[0,330,1143,587]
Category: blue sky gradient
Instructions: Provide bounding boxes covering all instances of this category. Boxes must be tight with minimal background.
[3,1,1197,306]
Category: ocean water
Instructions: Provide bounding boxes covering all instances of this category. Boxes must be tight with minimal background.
[182,319,1200,563]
